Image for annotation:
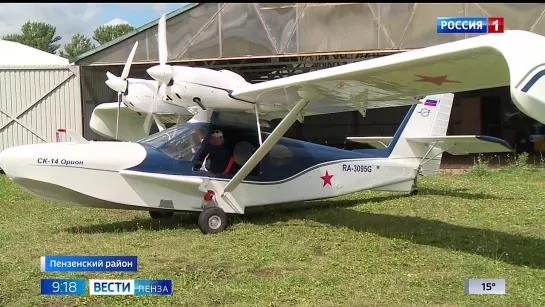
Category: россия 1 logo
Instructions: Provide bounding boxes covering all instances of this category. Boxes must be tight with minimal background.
[437,17,504,34]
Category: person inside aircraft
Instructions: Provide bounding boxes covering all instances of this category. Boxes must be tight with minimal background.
[199,130,231,174]
[140,125,210,161]
[191,127,208,154]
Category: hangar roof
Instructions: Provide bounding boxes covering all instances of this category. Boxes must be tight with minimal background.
[72,3,545,66]
[0,40,69,66]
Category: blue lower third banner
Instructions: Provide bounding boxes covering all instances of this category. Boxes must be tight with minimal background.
[89,279,172,295]
[41,279,86,295]
[41,256,138,272]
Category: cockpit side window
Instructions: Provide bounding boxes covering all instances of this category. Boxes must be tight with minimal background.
[160,127,209,161]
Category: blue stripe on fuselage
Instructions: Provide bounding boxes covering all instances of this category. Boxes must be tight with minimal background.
[127,104,417,182]
[521,69,545,93]
[130,137,378,182]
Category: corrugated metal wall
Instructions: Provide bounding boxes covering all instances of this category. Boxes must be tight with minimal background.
[80,66,120,141]
[77,3,545,65]
[0,66,82,151]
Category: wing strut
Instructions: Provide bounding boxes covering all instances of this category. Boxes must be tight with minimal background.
[416,141,455,174]
[420,144,454,167]
[418,140,439,166]
[152,114,166,131]
[350,89,368,117]
[222,96,312,196]
[255,104,263,146]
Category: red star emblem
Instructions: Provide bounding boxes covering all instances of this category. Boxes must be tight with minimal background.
[320,170,334,187]
[414,75,461,86]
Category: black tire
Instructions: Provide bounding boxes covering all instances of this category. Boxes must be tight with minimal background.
[410,188,419,196]
[198,207,228,234]
[149,210,174,219]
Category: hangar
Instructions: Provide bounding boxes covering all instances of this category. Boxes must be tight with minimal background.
[0,40,82,151]
[71,3,545,160]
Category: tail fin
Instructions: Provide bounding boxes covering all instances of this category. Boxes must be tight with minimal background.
[388,93,454,175]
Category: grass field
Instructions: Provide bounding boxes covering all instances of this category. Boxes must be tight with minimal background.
[1,162,545,306]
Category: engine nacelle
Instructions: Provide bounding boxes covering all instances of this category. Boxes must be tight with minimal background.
[167,66,253,111]
[124,78,193,114]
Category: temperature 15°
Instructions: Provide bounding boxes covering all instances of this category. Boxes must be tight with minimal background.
[482,282,496,290]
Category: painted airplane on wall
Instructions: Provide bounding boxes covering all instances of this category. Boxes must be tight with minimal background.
[2,14,545,234]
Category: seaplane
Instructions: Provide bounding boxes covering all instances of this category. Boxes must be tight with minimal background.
[2,14,545,234]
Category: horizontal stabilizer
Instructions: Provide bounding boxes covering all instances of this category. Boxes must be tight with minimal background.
[405,135,513,155]
[347,135,513,155]
[346,137,392,148]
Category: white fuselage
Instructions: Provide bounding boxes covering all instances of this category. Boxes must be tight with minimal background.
[0,142,418,214]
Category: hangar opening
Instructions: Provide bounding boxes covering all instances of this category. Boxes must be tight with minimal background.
[71,3,545,168]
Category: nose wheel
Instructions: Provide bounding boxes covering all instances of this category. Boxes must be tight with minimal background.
[197,207,228,234]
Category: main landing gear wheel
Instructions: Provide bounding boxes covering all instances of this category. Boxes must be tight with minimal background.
[410,172,420,196]
[198,207,228,234]
[149,210,174,219]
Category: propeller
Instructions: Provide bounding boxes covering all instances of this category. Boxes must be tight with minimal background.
[105,41,138,140]
[141,13,200,135]
[146,14,173,96]
[147,13,208,113]
[141,81,167,134]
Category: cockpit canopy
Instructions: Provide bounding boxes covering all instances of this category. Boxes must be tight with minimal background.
[138,123,209,161]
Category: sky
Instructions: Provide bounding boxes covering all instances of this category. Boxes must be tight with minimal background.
[0,3,189,46]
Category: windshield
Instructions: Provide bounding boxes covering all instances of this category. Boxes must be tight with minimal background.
[138,125,188,148]
[138,124,209,161]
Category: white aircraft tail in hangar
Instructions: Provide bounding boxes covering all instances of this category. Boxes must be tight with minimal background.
[3,13,545,234]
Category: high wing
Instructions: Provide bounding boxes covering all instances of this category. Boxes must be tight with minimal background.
[348,135,513,155]
[219,30,545,199]
[230,30,545,118]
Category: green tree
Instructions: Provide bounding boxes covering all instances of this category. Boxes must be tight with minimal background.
[2,21,62,54]
[60,33,95,59]
[93,24,134,45]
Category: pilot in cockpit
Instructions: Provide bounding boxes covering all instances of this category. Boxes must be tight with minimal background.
[199,130,230,174]
[191,127,207,154]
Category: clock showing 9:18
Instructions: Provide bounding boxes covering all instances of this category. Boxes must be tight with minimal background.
[40,279,86,295]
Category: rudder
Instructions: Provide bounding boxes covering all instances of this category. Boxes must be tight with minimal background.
[388,93,454,175]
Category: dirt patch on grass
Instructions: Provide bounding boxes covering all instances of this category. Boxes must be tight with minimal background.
[173,262,200,276]
[253,266,300,277]
[254,268,283,277]
[210,264,233,280]
[531,181,545,187]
